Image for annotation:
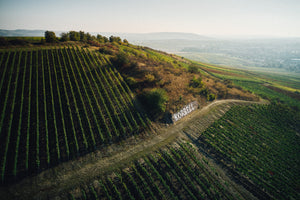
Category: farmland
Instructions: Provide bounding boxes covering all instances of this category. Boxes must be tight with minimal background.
[0,47,149,184]
[0,36,299,200]
[194,61,300,108]
[67,142,240,200]
[183,104,300,199]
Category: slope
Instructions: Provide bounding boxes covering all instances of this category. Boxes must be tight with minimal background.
[2,99,266,199]
[0,46,150,184]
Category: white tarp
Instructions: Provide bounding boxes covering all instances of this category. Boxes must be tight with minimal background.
[172,101,198,123]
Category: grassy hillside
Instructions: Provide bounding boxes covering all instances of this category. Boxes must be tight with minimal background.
[106,44,257,114]
[193,61,300,109]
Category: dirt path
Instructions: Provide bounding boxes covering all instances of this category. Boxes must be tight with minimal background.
[1,99,267,199]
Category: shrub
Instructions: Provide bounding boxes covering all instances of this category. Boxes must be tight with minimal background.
[207,93,216,101]
[188,64,199,73]
[98,46,114,55]
[200,87,209,96]
[0,37,8,46]
[123,39,129,44]
[88,40,101,47]
[139,88,168,118]
[9,39,29,45]
[145,73,155,83]
[113,51,130,67]
[189,77,204,88]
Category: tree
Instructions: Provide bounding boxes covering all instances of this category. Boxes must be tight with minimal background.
[60,32,69,42]
[79,31,87,42]
[123,39,129,44]
[109,36,122,44]
[97,34,106,43]
[69,31,80,41]
[86,32,94,41]
[103,36,109,43]
[45,31,57,43]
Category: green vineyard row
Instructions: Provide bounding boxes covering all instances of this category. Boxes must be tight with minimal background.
[67,142,236,200]
[0,47,149,184]
[197,104,300,199]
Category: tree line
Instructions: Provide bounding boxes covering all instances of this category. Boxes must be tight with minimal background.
[45,31,128,45]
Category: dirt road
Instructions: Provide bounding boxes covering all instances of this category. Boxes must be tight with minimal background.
[1,99,267,199]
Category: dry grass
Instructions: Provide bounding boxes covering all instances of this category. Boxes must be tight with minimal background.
[95,44,258,113]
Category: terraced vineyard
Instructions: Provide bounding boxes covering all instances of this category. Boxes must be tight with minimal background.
[184,104,300,199]
[67,142,238,200]
[0,47,149,184]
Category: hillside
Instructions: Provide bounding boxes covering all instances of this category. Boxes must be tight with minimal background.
[0,33,299,200]
[111,45,257,113]
[0,46,151,184]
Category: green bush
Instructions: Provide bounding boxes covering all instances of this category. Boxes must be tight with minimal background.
[98,47,114,55]
[113,51,130,67]
[109,36,122,44]
[60,32,69,42]
[188,64,199,73]
[207,93,216,101]
[139,88,168,118]
[189,77,204,88]
[145,73,155,83]
[69,31,80,41]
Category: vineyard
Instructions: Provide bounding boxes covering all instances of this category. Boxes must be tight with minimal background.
[0,46,149,184]
[194,60,300,109]
[232,80,300,109]
[0,38,299,200]
[184,104,300,199]
[67,141,239,200]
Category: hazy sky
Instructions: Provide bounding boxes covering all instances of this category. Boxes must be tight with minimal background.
[0,0,299,37]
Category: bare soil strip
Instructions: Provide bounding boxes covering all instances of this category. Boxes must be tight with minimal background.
[1,99,267,199]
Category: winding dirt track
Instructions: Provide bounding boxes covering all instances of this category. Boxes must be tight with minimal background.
[1,99,267,200]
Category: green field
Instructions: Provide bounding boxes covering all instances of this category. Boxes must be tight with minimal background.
[193,60,300,108]
[0,46,149,183]
[56,102,299,200]
[194,104,300,199]
[67,142,239,200]
[0,38,299,200]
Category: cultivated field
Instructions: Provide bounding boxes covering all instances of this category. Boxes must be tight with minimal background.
[0,47,149,183]
[0,40,299,200]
